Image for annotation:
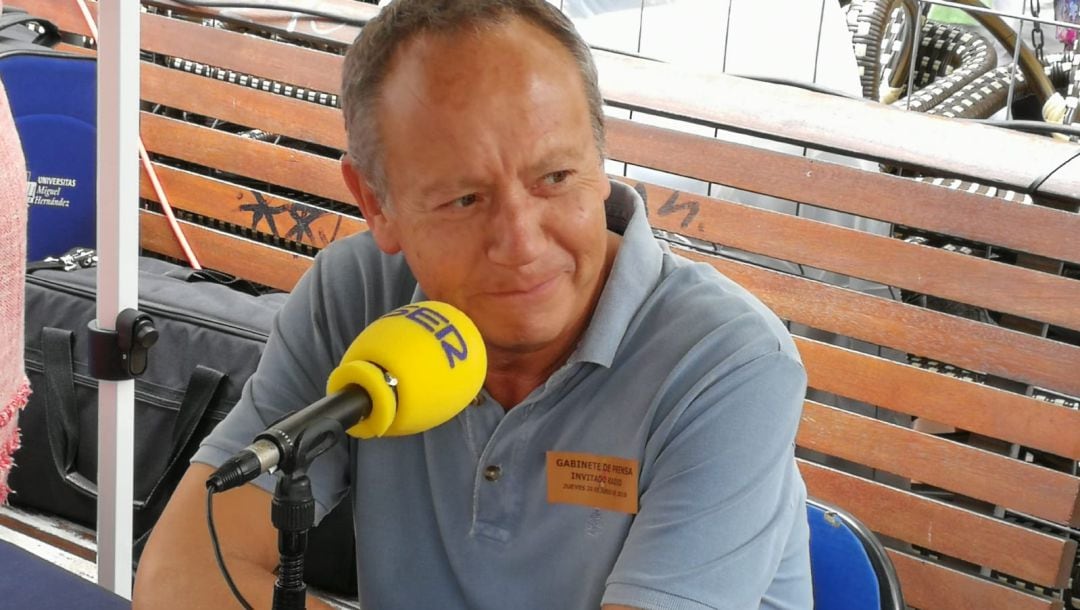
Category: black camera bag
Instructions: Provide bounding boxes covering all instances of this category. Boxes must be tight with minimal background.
[11,254,357,595]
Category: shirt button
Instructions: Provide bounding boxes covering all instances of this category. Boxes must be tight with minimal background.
[483,465,502,482]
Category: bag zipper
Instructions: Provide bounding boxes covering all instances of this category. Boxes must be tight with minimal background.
[23,357,233,420]
[25,274,271,343]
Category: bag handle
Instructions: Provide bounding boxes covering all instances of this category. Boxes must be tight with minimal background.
[39,327,227,505]
[141,364,226,507]
[41,328,81,489]
[164,266,266,298]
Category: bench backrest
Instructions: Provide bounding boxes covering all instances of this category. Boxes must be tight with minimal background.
[28,2,1080,609]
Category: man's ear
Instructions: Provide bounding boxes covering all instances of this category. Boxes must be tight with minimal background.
[341,156,402,254]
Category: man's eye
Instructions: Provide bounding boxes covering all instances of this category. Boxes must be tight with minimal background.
[542,170,573,186]
[447,193,479,208]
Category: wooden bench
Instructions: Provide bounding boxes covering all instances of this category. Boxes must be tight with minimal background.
[21,2,1080,609]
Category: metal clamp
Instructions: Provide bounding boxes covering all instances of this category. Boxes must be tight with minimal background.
[87,308,159,380]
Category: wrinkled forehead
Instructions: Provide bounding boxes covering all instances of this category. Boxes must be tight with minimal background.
[379,17,585,119]
[373,19,597,199]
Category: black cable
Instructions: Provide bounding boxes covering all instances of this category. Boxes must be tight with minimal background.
[165,0,369,27]
[1026,146,1080,197]
[207,488,255,610]
[970,118,1080,139]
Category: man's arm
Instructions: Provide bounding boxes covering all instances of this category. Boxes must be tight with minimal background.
[602,350,810,609]
[133,463,335,610]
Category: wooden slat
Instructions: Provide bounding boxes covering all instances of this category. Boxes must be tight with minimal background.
[146,0,369,48]
[139,163,364,249]
[140,112,353,205]
[608,119,1080,266]
[627,180,1080,331]
[800,461,1075,587]
[797,401,1080,527]
[140,212,312,292]
[796,338,1080,461]
[889,550,1063,610]
[0,513,95,563]
[677,248,1080,398]
[141,61,346,151]
[596,50,1080,203]
[34,2,345,93]
[139,10,344,94]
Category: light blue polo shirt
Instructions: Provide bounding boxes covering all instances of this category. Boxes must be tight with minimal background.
[194,181,812,609]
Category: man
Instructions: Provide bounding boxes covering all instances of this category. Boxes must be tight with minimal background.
[133,1,811,608]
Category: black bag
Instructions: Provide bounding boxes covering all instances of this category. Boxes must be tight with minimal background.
[0,8,63,52]
[11,254,357,595]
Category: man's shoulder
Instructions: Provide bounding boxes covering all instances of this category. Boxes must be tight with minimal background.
[281,231,419,347]
[631,251,800,367]
[309,230,417,304]
[316,230,409,276]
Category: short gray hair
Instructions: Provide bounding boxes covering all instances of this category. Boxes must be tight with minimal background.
[340,0,606,205]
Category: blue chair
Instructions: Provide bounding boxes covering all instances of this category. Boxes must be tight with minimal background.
[807,498,905,610]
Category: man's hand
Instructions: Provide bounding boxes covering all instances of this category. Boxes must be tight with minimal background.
[133,463,334,610]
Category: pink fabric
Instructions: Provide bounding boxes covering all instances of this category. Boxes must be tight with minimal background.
[0,381,30,503]
[0,78,29,504]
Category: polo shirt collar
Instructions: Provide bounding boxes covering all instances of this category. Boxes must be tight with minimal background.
[571,180,664,368]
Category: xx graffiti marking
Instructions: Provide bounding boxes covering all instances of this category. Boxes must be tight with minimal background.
[285,206,326,245]
[240,191,329,245]
[240,191,287,237]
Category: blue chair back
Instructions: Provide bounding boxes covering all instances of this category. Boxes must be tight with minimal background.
[807,498,905,610]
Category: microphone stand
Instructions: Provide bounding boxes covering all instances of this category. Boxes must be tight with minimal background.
[269,419,347,610]
[272,471,314,610]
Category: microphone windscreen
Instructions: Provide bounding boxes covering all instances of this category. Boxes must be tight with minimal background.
[326,301,486,438]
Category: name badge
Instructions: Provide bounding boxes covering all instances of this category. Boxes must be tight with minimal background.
[546,451,639,514]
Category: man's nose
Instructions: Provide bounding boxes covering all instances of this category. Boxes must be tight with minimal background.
[487,188,545,267]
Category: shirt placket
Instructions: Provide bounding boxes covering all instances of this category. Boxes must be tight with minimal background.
[469,394,538,543]
[467,364,585,543]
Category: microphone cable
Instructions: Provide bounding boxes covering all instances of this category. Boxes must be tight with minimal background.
[206,488,255,610]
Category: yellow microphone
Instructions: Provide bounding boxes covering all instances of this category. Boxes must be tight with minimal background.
[327,300,487,438]
[208,301,486,492]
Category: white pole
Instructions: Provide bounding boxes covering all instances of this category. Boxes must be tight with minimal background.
[95,0,140,598]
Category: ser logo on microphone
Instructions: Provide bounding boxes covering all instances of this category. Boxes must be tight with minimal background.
[386,304,470,368]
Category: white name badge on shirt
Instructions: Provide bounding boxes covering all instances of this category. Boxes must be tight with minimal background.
[546,451,639,514]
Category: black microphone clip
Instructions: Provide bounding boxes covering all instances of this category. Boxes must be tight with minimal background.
[206,388,372,493]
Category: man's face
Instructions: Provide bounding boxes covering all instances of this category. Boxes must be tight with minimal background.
[348,18,612,357]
